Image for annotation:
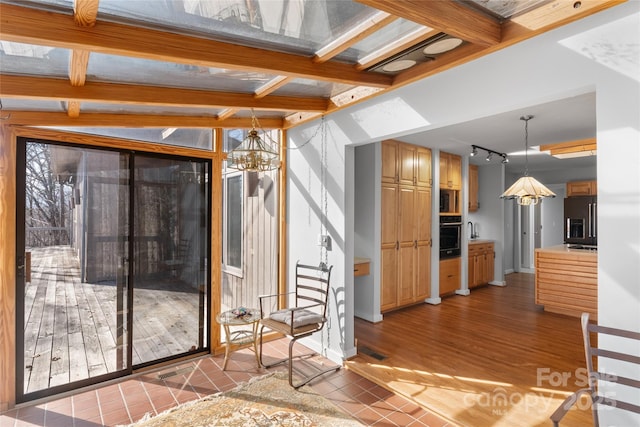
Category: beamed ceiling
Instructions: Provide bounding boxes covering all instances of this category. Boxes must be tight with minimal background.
[0,0,625,131]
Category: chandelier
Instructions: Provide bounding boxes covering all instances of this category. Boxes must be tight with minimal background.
[501,115,556,206]
[227,111,279,172]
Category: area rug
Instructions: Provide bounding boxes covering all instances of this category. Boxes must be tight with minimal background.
[124,372,363,427]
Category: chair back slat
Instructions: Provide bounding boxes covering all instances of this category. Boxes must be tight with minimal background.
[592,348,640,365]
[591,373,640,389]
[293,261,332,319]
[589,323,640,340]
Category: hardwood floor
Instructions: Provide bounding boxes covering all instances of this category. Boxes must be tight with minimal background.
[348,273,593,427]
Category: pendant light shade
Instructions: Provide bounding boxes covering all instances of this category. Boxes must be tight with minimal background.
[501,176,556,206]
[501,115,556,205]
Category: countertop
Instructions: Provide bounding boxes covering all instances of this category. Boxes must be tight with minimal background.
[468,239,494,244]
[536,244,597,255]
[354,257,370,264]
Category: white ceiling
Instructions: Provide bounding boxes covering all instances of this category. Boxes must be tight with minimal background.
[397,91,597,174]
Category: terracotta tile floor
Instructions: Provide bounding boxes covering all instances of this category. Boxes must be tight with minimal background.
[1,339,453,427]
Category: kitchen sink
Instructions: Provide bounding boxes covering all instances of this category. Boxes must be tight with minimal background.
[567,244,598,251]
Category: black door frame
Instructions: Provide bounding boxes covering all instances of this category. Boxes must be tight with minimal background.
[15,136,212,403]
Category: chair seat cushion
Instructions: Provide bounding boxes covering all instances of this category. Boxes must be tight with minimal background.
[269,308,323,328]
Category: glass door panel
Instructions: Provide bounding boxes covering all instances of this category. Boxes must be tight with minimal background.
[17,139,211,402]
[132,155,209,366]
[17,139,129,400]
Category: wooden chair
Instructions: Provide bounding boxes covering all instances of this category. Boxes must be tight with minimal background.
[550,312,640,426]
[258,261,339,388]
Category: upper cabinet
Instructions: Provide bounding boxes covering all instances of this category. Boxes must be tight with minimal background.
[567,180,597,196]
[381,140,399,184]
[382,140,432,187]
[469,164,479,212]
[440,152,461,190]
[415,147,432,187]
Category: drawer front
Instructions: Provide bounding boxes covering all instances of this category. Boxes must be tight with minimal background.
[354,262,370,277]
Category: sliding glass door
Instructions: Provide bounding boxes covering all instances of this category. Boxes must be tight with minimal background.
[132,155,209,367]
[16,138,210,402]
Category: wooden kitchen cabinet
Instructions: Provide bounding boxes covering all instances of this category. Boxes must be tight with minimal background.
[415,147,432,187]
[468,242,494,288]
[535,246,597,319]
[469,164,479,212]
[381,140,399,184]
[380,141,432,312]
[567,180,596,196]
[383,140,432,187]
[439,257,461,296]
[440,151,461,190]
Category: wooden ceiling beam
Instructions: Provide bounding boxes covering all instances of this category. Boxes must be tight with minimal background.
[254,76,293,99]
[67,0,98,118]
[540,138,597,156]
[502,0,626,43]
[3,111,284,129]
[0,3,392,89]
[73,0,99,27]
[354,0,501,46]
[0,75,330,112]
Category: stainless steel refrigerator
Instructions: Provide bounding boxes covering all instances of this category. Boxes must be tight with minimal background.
[564,196,597,246]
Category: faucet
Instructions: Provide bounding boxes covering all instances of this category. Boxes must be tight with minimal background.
[468,221,478,239]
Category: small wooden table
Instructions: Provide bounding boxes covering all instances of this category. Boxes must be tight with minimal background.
[216,308,261,370]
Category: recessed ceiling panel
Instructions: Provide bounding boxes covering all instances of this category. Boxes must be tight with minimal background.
[271,78,353,98]
[87,53,276,93]
[233,110,286,119]
[97,0,379,57]
[80,102,223,117]
[0,98,66,112]
[1,0,73,9]
[0,41,70,77]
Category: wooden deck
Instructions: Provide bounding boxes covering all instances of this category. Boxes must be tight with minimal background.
[23,246,202,394]
[348,273,593,427]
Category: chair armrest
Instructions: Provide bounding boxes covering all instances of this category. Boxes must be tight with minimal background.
[550,388,592,427]
[258,292,294,318]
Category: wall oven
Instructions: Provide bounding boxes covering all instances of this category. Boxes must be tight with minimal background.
[440,215,462,258]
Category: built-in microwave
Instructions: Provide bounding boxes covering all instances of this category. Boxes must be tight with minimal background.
[439,192,450,213]
[440,215,462,258]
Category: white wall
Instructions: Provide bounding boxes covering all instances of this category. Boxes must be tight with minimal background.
[353,143,381,322]
[287,4,639,423]
[287,119,356,362]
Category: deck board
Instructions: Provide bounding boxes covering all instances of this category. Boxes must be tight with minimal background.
[21,246,202,395]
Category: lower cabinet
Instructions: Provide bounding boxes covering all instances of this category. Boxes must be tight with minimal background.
[439,257,461,296]
[468,242,494,288]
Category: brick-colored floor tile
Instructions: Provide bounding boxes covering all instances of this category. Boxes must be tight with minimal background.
[5,340,448,427]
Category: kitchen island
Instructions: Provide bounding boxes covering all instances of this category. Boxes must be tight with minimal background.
[535,245,597,320]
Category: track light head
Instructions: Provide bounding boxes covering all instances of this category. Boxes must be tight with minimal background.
[471,146,478,156]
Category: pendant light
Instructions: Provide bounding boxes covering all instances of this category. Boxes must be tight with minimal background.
[227,110,279,172]
[500,115,556,206]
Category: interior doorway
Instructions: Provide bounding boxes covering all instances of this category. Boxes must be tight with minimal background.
[15,138,211,402]
[519,203,541,272]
